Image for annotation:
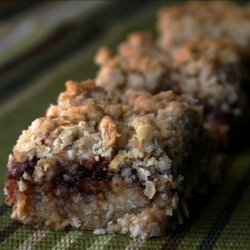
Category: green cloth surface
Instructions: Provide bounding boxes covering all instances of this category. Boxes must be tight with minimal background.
[0,2,249,249]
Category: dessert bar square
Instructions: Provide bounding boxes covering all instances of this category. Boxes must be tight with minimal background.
[157,1,250,93]
[157,1,250,52]
[5,81,208,239]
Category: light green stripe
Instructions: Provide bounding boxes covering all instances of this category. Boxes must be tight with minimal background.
[15,230,49,250]
[86,234,116,250]
[49,231,115,250]
[30,231,69,250]
[124,237,144,250]
[101,234,132,250]
[139,236,168,250]
[106,233,168,250]
[178,154,250,249]
[50,231,91,250]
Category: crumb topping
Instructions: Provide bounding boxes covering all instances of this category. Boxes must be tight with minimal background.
[171,38,244,114]
[10,80,204,203]
[95,32,170,93]
[94,32,245,144]
[158,1,250,50]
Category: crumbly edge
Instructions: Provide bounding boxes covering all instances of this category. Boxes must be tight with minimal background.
[95,33,244,112]
[94,31,246,145]
[157,1,250,50]
[5,81,207,238]
[7,157,184,239]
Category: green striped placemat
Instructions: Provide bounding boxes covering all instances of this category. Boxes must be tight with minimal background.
[0,2,249,249]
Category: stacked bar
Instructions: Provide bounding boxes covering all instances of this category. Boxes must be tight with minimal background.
[95,34,246,145]
[158,1,250,93]
[157,1,250,52]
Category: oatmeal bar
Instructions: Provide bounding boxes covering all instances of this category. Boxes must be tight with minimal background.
[157,1,250,86]
[5,80,208,239]
[170,37,246,145]
[95,32,170,93]
[157,1,250,52]
[95,33,246,145]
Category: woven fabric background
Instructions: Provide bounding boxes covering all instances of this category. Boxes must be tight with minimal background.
[0,1,249,249]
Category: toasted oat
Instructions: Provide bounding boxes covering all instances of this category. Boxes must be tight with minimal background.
[157,1,250,51]
[95,32,170,93]
[5,80,207,239]
[95,31,246,145]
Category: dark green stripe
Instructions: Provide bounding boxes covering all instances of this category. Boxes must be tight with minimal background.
[162,188,216,250]
[0,205,9,217]
[198,166,250,250]
[0,2,151,104]
[0,221,21,244]
[0,1,45,20]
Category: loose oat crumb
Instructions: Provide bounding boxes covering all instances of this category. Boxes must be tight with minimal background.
[18,180,27,192]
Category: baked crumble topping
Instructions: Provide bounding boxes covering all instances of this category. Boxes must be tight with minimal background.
[5,1,248,239]
[95,33,246,145]
[5,80,207,238]
[157,1,250,51]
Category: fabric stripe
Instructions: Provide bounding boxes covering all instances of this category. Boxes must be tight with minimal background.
[102,234,134,250]
[0,2,149,104]
[0,204,9,217]
[85,234,116,250]
[0,221,22,244]
[30,231,69,250]
[0,2,102,87]
[125,237,145,250]
[0,2,43,20]
[175,155,250,250]
[162,163,231,249]
[0,2,100,65]
[0,204,12,233]
[0,226,35,249]
[0,1,249,249]
[140,237,168,250]
[164,154,250,250]
[0,19,99,104]
[0,213,12,232]
[198,166,250,250]
[15,230,49,250]
[163,190,215,250]
[0,0,158,118]
[213,187,250,250]
[49,231,90,250]
[50,232,116,250]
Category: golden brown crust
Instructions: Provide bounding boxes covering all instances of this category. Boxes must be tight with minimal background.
[170,37,246,144]
[158,1,250,51]
[95,31,246,145]
[12,80,203,168]
[6,80,206,238]
[6,1,248,239]
[95,32,170,93]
